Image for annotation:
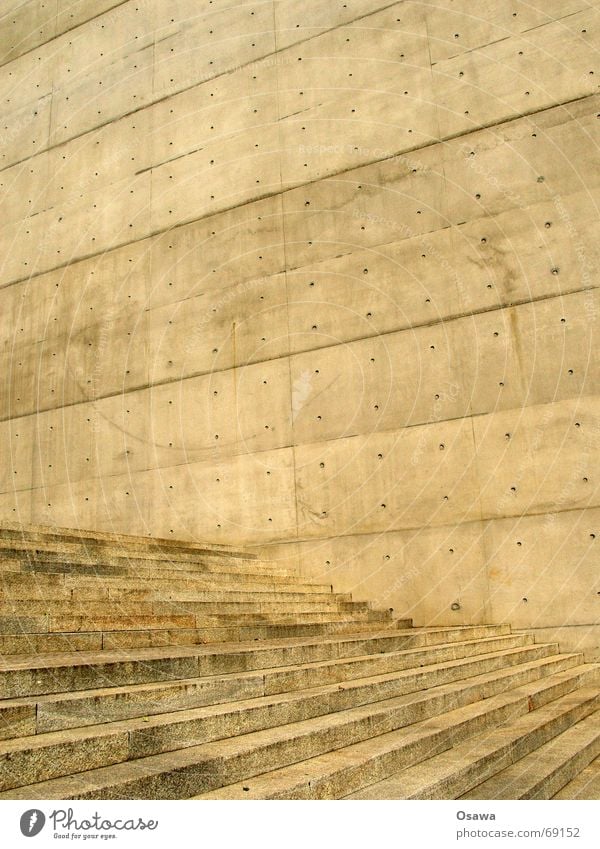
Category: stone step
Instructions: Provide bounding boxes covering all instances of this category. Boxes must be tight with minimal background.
[0,542,267,570]
[0,585,349,604]
[0,523,252,558]
[0,644,565,792]
[0,554,291,581]
[553,755,600,799]
[0,614,197,633]
[0,537,278,570]
[197,667,598,800]
[0,599,370,617]
[0,616,412,655]
[0,570,335,594]
[0,633,534,738]
[0,625,509,699]
[0,657,586,799]
[0,609,391,633]
[459,708,600,800]
[347,670,600,799]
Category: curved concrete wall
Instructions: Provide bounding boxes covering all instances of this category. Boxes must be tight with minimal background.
[0,1,598,655]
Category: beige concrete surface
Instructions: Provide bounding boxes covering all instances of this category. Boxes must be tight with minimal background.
[0,0,598,656]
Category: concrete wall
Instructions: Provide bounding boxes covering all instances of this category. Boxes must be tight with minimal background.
[0,1,598,655]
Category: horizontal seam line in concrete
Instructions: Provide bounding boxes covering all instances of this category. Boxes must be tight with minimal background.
[0,0,403,176]
[0,0,131,71]
[135,145,205,174]
[0,88,596,294]
[513,624,599,630]
[429,6,591,66]
[519,7,592,37]
[430,35,512,66]
[2,391,597,495]
[249,503,600,547]
[0,284,597,425]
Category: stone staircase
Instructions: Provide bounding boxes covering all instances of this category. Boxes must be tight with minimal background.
[0,524,597,800]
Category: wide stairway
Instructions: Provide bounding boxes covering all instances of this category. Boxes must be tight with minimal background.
[0,524,597,800]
